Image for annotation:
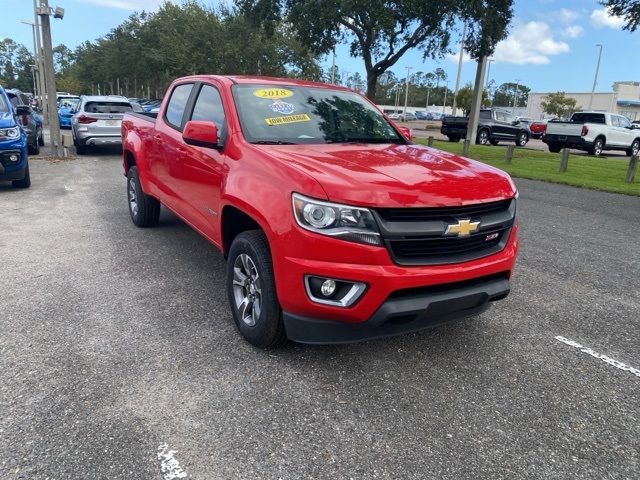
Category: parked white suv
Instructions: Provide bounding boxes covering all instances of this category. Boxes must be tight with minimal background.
[542,111,640,157]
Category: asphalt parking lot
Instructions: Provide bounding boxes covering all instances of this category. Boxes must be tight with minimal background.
[1,149,639,479]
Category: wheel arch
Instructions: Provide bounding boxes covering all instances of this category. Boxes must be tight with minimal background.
[221,204,269,258]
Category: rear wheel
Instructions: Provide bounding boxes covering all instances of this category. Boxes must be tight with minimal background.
[548,144,562,153]
[28,141,40,155]
[590,137,604,156]
[38,127,44,146]
[127,166,160,227]
[227,230,287,348]
[626,139,640,157]
[476,129,490,145]
[516,131,529,147]
[75,144,87,155]
[12,164,31,188]
[447,136,460,143]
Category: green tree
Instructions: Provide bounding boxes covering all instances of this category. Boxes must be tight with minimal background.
[238,0,514,99]
[493,82,530,107]
[455,83,488,115]
[600,0,640,31]
[540,92,579,119]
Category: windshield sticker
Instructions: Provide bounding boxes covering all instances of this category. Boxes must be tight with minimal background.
[264,114,311,126]
[270,101,296,115]
[253,88,294,100]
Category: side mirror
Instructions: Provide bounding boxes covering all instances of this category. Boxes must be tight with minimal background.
[182,120,220,149]
[511,120,520,126]
[397,126,413,141]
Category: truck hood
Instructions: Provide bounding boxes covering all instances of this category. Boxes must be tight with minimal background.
[256,143,516,207]
[0,112,17,129]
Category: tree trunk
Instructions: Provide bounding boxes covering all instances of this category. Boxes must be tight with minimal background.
[366,70,378,100]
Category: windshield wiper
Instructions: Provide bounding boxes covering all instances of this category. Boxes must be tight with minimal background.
[326,138,402,144]
[252,140,298,145]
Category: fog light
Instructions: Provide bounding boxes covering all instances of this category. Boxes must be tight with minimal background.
[8,154,19,162]
[321,279,336,297]
[304,276,366,307]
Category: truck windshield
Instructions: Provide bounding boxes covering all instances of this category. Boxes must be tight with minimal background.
[232,84,402,144]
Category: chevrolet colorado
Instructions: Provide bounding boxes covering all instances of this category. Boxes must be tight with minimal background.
[122,76,519,347]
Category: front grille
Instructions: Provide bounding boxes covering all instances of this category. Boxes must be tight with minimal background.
[373,199,515,266]
[377,199,511,222]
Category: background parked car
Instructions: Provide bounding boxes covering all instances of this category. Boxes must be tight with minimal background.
[6,88,41,155]
[0,85,30,187]
[415,111,428,120]
[58,98,80,129]
[71,95,133,154]
[529,120,548,139]
[632,121,640,130]
[441,108,530,146]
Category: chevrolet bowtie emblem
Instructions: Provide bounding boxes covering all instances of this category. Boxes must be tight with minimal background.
[445,219,480,237]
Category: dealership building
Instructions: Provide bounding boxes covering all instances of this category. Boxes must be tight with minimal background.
[526,81,640,121]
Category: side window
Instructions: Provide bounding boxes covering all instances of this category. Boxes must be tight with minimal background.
[165,83,194,130]
[495,111,506,122]
[611,116,620,127]
[479,111,491,120]
[190,84,225,129]
[618,116,631,128]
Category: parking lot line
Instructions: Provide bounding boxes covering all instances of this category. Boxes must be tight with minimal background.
[157,444,188,479]
[555,336,640,378]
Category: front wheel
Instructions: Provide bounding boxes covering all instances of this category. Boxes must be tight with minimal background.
[626,139,640,157]
[12,164,31,188]
[38,128,44,146]
[490,139,500,146]
[516,131,529,147]
[127,166,160,227]
[227,230,287,348]
[548,145,562,153]
[447,136,460,143]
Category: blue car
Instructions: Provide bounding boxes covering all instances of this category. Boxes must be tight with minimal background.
[0,85,30,188]
[58,98,79,128]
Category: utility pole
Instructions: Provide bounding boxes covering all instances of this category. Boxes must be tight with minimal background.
[442,82,449,114]
[425,87,431,111]
[512,79,521,108]
[465,56,488,145]
[330,49,336,84]
[32,0,47,118]
[588,44,603,110]
[37,0,63,156]
[452,22,467,116]
[403,67,412,117]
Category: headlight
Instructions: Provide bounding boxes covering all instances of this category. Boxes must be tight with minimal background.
[0,127,20,139]
[292,193,382,246]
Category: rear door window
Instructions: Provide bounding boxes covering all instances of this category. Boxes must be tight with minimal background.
[479,111,491,120]
[165,83,194,130]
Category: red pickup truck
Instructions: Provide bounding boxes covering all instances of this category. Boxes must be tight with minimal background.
[122,75,519,347]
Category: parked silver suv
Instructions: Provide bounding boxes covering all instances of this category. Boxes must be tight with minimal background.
[71,95,132,154]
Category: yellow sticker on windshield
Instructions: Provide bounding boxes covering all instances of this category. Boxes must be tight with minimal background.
[254,88,294,100]
[264,114,311,126]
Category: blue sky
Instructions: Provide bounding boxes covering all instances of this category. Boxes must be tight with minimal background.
[2,0,638,93]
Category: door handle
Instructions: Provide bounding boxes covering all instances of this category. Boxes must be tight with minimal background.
[177,147,187,159]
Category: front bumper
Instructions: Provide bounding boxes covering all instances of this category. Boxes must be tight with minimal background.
[276,223,519,343]
[0,138,28,181]
[284,274,510,344]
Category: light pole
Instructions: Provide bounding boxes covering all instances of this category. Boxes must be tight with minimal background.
[330,49,336,84]
[588,44,603,110]
[20,19,46,110]
[452,22,467,116]
[512,79,521,108]
[442,81,449,115]
[36,0,65,156]
[425,86,431,111]
[484,58,494,107]
[403,66,412,118]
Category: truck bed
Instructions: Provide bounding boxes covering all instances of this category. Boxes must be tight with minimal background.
[544,121,583,137]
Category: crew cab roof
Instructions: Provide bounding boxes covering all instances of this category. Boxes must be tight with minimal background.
[174,75,352,92]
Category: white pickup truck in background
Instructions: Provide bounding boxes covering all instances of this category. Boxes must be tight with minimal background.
[542,111,640,157]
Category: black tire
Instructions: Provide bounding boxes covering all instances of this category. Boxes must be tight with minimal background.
[127,166,160,227]
[447,136,460,143]
[28,141,40,155]
[227,230,287,348]
[38,128,44,146]
[626,139,640,157]
[476,129,490,145]
[76,144,87,155]
[12,164,31,188]
[490,139,500,146]
[590,137,604,156]
[515,131,529,147]
[548,145,562,153]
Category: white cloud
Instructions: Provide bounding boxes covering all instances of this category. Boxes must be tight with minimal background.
[556,8,579,24]
[492,21,570,65]
[82,0,167,10]
[564,25,585,38]
[445,50,472,64]
[590,8,626,29]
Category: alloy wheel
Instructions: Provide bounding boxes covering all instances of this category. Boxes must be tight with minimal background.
[232,253,262,327]
[128,177,138,216]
